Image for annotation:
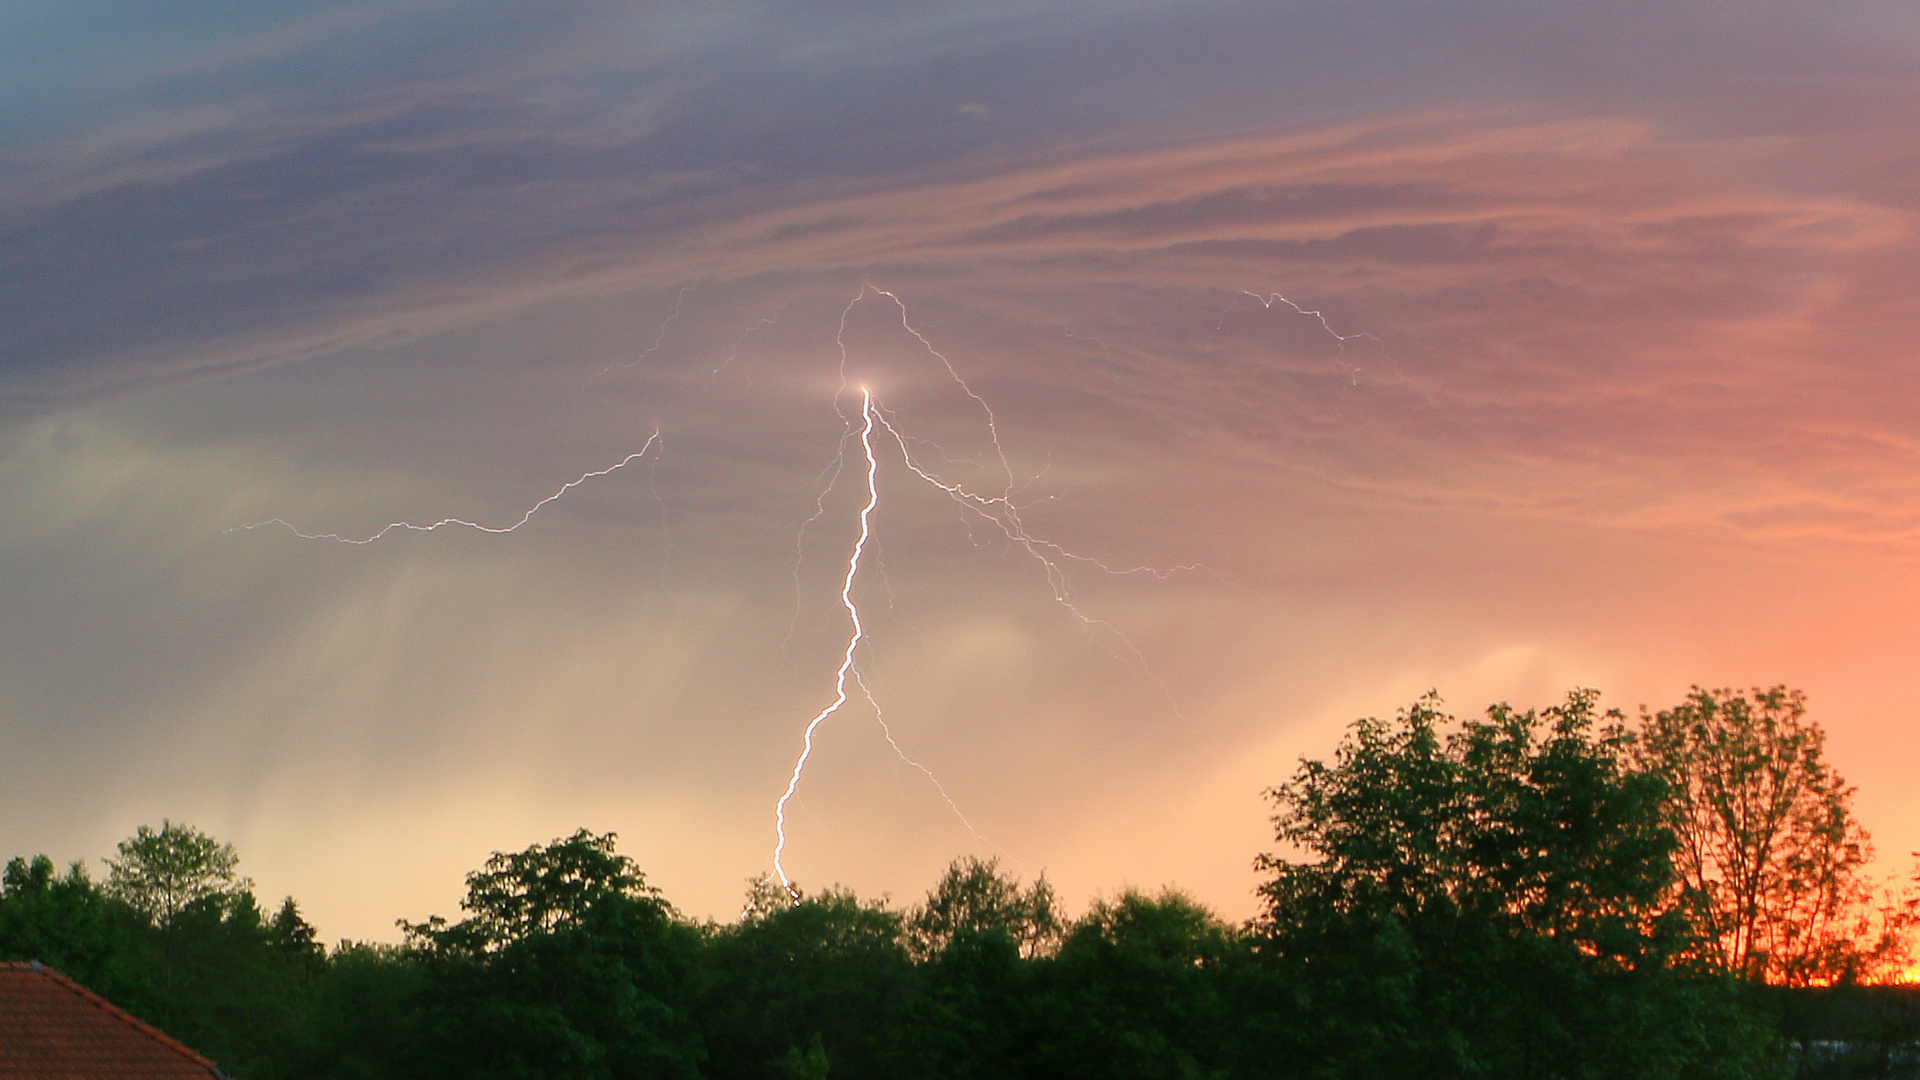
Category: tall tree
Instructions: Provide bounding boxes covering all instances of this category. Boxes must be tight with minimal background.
[103,821,249,928]
[908,856,1063,962]
[698,883,919,1080]
[39,824,327,1077]
[1030,889,1242,1080]
[1636,686,1907,985]
[1254,690,1769,1079]
[102,820,256,1031]
[403,829,705,1080]
[905,857,1060,1079]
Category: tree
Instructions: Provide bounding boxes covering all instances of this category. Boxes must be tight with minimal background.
[1254,690,1770,1079]
[281,940,427,1080]
[1258,692,1680,958]
[104,821,249,928]
[268,896,324,971]
[1636,686,1909,985]
[903,857,1062,1079]
[100,820,257,1034]
[156,888,310,1075]
[23,825,326,1077]
[908,856,1063,962]
[403,829,705,1080]
[1029,889,1242,1080]
[0,855,141,1001]
[698,883,919,1080]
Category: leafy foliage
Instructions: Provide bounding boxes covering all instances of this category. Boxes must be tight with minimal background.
[2,828,327,1080]
[1030,889,1243,1080]
[104,820,250,927]
[908,856,1064,962]
[1254,690,1772,1078]
[402,828,706,1080]
[0,855,142,1000]
[698,885,918,1080]
[1636,686,1911,986]
[7,688,1912,1079]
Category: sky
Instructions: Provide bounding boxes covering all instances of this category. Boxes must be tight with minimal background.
[4,0,1920,942]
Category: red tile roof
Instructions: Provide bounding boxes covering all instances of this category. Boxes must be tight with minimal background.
[0,961,222,1078]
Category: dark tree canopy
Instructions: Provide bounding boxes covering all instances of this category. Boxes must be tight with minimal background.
[403,828,667,952]
[909,856,1063,962]
[7,688,1911,1080]
[699,884,918,1080]
[1259,691,1679,953]
[1255,690,1770,1079]
[402,829,706,1080]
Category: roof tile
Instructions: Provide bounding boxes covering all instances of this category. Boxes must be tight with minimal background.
[0,962,221,1078]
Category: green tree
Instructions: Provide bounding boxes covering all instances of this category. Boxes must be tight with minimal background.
[104,820,250,928]
[156,888,315,1076]
[101,821,260,1040]
[403,829,705,1080]
[1637,686,1909,985]
[775,1033,831,1080]
[3,826,329,1079]
[1254,690,1772,1079]
[904,857,1059,1079]
[0,855,142,1001]
[908,856,1063,962]
[1030,889,1242,1080]
[268,897,325,974]
[699,883,919,1080]
[281,941,427,1080]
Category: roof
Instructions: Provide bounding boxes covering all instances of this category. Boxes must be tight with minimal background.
[0,961,223,1078]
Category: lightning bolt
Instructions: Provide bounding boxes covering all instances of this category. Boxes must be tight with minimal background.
[857,287,1017,497]
[594,284,696,381]
[710,298,793,383]
[853,670,991,848]
[1237,291,1380,385]
[230,431,662,543]
[858,288,1196,689]
[772,386,881,898]
[770,287,1199,894]
[1231,289,1430,402]
[228,281,1192,902]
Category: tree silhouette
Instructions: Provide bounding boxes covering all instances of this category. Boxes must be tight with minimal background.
[1254,690,1770,1078]
[403,829,705,1080]
[1637,686,1913,985]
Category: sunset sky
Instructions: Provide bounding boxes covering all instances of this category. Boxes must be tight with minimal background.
[4,0,1919,941]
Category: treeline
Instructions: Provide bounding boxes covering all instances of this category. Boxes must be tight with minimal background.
[4,686,1918,1079]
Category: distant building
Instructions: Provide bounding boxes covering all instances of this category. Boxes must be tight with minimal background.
[0,961,224,1078]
